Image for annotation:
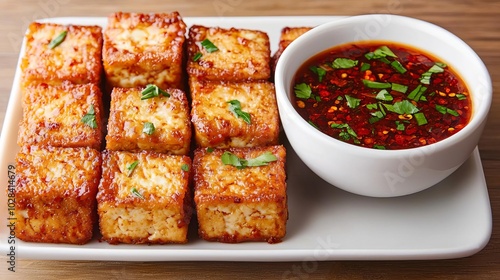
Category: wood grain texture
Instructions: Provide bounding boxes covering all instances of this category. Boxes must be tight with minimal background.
[1,0,499,279]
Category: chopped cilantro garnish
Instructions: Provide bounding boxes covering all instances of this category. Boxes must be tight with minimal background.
[227,100,251,124]
[193,52,202,61]
[456,94,467,100]
[332,58,358,69]
[360,62,371,72]
[48,31,67,49]
[200,39,219,53]
[141,84,170,100]
[221,151,278,169]
[373,144,386,150]
[391,83,408,93]
[384,100,419,115]
[407,84,427,101]
[390,60,407,74]
[181,163,189,171]
[143,122,155,135]
[435,105,459,116]
[362,80,391,89]
[414,112,428,126]
[395,121,405,131]
[81,105,97,129]
[375,89,393,101]
[294,83,312,99]
[330,123,359,144]
[126,161,139,177]
[130,187,145,199]
[345,95,361,109]
[309,65,326,82]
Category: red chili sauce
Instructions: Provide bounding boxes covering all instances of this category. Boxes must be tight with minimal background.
[292,42,471,150]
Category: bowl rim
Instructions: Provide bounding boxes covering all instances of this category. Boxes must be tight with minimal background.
[274,14,492,157]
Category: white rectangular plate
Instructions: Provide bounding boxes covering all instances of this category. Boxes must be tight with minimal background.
[0,16,492,261]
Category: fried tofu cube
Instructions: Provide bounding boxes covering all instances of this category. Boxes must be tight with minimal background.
[15,146,101,244]
[17,82,103,150]
[271,27,312,72]
[103,12,187,90]
[193,145,287,243]
[97,150,192,244]
[190,79,279,148]
[21,22,103,87]
[106,87,191,154]
[187,25,271,82]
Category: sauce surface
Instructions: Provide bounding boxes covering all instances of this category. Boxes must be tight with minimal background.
[292,42,471,150]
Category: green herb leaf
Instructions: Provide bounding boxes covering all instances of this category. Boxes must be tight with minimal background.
[331,123,359,143]
[385,100,420,114]
[373,46,397,58]
[375,89,393,101]
[395,121,405,131]
[373,144,386,150]
[407,84,427,101]
[181,163,189,171]
[193,52,202,62]
[227,100,251,124]
[141,84,170,100]
[200,39,219,53]
[420,63,446,84]
[126,161,139,177]
[390,60,407,74]
[435,105,459,116]
[362,79,391,89]
[221,151,277,169]
[81,105,97,129]
[309,66,326,82]
[294,83,312,99]
[246,152,278,167]
[131,187,145,199]
[332,58,358,69]
[456,94,467,100]
[391,83,408,93]
[48,31,67,49]
[143,122,155,135]
[345,95,361,109]
[206,147,214,153]
[366,103,379,110]
[360,62,371,72]
[308,120,319,129]
[414,112,428,126]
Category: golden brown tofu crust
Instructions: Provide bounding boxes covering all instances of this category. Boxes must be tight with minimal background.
[15,146,101,244]
[21,22,103,87]
[271,27,312,73]
[193,145,287,243]
[18,82,103,149]
[105,87,191,154]
[97,150,192,244]
[187,25,271,82]
[103,12,187,89]
[190,79,280,148]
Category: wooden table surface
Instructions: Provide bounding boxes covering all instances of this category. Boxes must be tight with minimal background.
[0,0,499,279]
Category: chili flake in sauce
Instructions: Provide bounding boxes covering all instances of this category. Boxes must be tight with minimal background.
[292,42,471,150]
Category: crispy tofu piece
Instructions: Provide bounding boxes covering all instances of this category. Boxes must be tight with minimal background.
[190,79,279,148]
[105,87,191,154]
[193,145,287,243]
[17,82,103,150]
[21,22,103,87]
[97,150,192,244]
[103,12,187,90]
[187,25,271,82]
[271,27,312,72]
[15,146,101,244]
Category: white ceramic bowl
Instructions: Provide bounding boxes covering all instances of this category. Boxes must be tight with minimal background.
[275,14,492,197]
